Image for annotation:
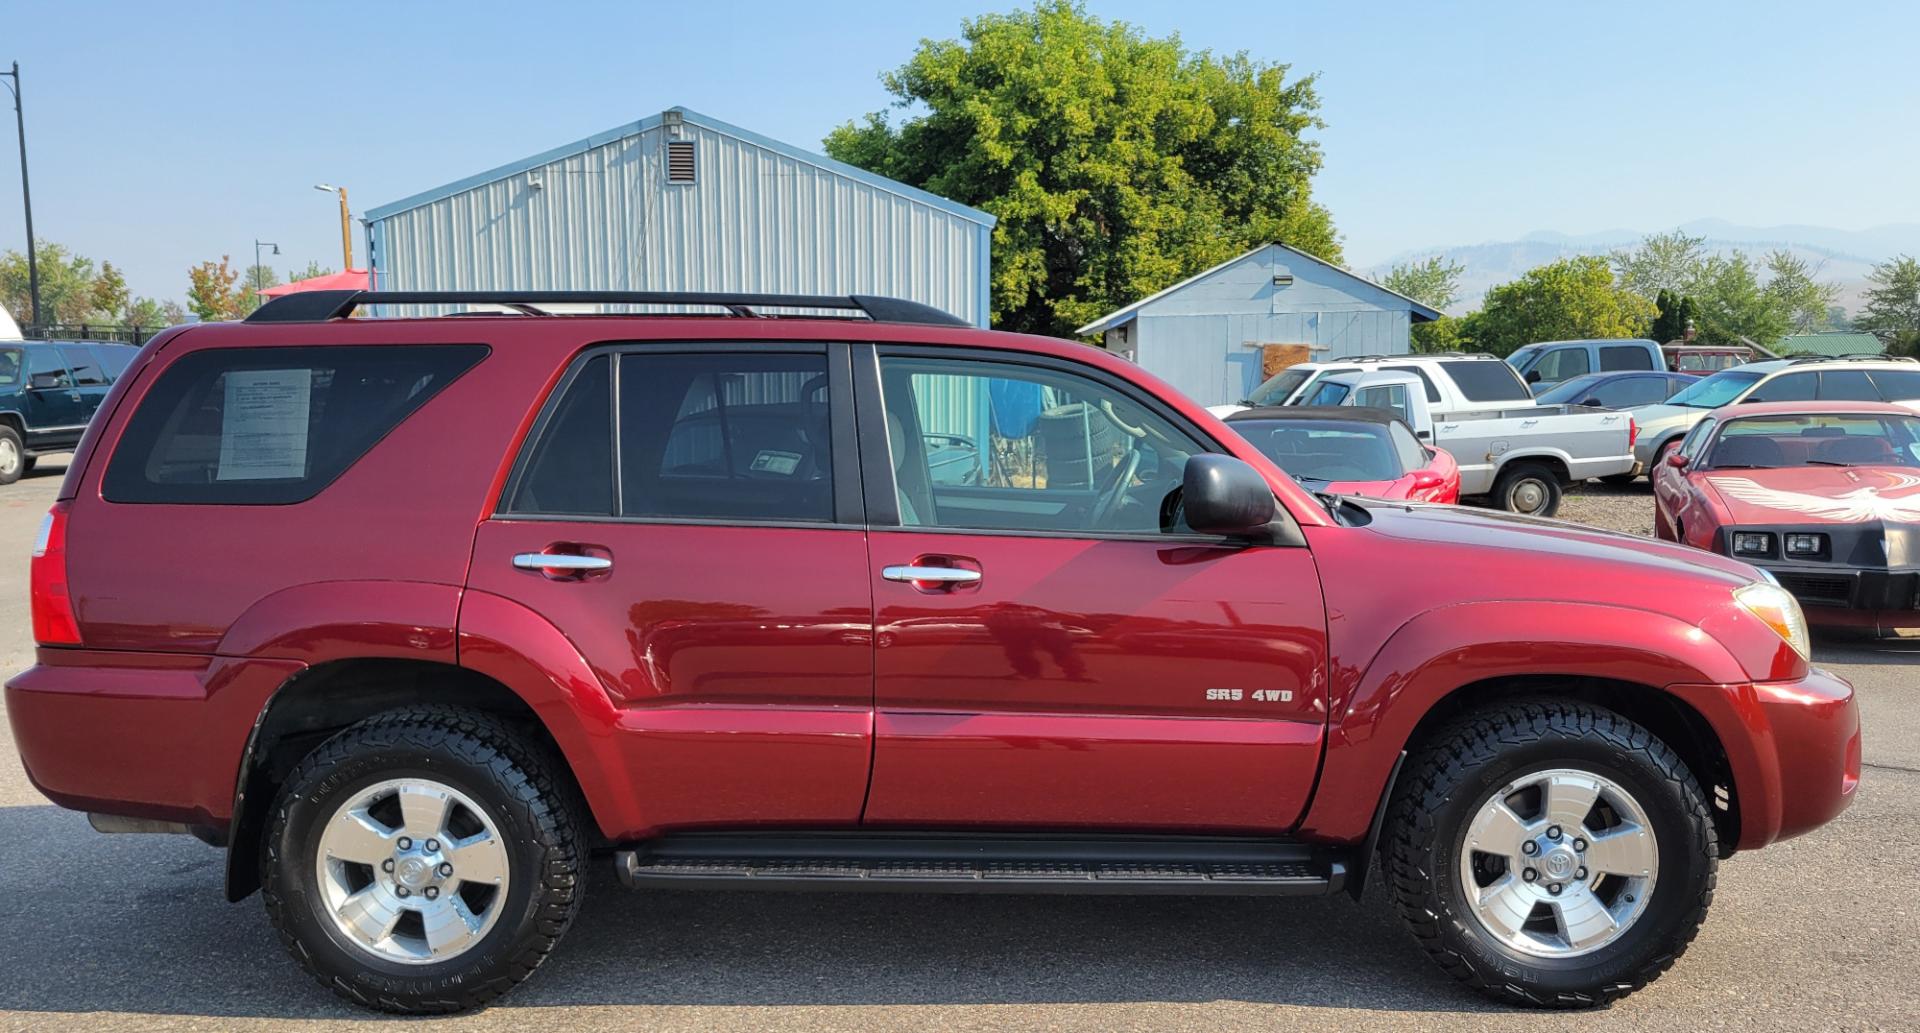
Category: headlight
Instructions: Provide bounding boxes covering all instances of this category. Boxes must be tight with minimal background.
[1785,533,1826,556]
[1734,581,1811,660]
[1731,531,1774,557]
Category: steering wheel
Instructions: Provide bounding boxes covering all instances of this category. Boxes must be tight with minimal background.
[1088,444,1144,528]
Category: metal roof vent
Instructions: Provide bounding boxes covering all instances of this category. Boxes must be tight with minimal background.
[666,140,696,184]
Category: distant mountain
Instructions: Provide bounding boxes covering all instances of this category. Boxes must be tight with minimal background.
[1369,221,1920,316]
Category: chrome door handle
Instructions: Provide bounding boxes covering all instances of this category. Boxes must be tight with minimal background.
[883,565,981,584]
[513,553,612,572]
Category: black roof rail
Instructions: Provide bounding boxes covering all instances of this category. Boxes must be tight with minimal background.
[1783,352,1902,365]
[243,290,972,328]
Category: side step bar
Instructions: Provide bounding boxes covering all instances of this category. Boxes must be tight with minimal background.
[615,832,1347,897]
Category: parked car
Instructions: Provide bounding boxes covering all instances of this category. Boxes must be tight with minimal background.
[0,339,141,484]
[1627,357,1920,481]
[1652,400,1920,633]
[1222,405,1459,503]
[1505,339,1664,393]
[1533,371,1697,410]
[1213,353,1534,419]
[7,289,1857,1014]
[1664,344,1756,374]
[1295,370,1634,515]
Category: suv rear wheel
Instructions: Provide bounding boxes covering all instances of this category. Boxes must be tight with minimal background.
[263,706,583,1013]
[0,425,24,485]
[1385,700,1717,1007]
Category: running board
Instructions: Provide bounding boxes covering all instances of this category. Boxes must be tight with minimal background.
[614,832,1346,896]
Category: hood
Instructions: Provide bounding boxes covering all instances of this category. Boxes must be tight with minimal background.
[1358,499,1757,587]
[1701,467,1920,527]
[1630,403,1704,431]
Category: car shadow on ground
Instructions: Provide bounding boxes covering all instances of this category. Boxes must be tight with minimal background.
[0,803,1496,1020]
[1815,632,1920,666]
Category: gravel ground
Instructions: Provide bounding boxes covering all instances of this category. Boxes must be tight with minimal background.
[1553,479,1659,536]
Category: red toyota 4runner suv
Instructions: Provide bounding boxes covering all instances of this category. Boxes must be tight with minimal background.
[6,291,1859,1013]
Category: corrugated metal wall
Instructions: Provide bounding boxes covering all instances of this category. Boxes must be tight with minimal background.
[369,118,990,326]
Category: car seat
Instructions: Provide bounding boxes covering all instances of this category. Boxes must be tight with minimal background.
[1709,435,1786,468]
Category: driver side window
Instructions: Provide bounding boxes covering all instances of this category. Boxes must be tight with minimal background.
[878,356,1203,535]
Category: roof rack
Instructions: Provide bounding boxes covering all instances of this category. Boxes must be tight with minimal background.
[1783,352,1907,365]
[1348,351,1494,361]
[243,290,972,328]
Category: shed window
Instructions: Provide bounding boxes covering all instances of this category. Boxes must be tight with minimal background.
[666,140,696,184]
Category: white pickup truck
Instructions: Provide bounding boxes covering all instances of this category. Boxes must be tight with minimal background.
[1292,370,1636,516]
[1209,353,1537,420]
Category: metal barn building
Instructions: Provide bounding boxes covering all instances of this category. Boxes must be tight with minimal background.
[363,107,996,326]
[1077,243,1440,407]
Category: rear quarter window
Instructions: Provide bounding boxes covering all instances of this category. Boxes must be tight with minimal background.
[102,344,487,505]
[1438,360,1532,403]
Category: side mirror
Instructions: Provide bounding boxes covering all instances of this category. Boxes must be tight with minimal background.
[1525,370,1542,384]
[1579,396,1602,407]
[1183,455,1277,536]
[1415,429,1432,441]
[1667,452,1690,469]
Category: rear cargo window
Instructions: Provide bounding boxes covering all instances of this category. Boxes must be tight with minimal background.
[1438,360,1532,402]
[102,344,487,505]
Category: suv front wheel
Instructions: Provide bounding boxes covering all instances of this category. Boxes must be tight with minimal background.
[1386,700,1717,1007]
[262,706,583,1013]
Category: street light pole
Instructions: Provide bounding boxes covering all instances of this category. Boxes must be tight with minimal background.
[2,62,41,328]
[314,184,352,269]
[252,239,280,303]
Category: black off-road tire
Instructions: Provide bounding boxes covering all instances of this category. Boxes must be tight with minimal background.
[1385,700,1717,1008]
[262,706,584,1014]
[1492,462,1563,517]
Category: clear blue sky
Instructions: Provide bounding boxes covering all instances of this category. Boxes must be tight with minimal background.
[4,0,1917,305]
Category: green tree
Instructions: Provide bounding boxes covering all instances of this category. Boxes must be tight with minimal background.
[1688,252,1788,347]
[1468,256,1654,357]
[186,257,245,322]
[1856,254,1920,357]
[1,242,129,326]
[1649,289,1697,343]
[124,296,187,329]
[1763,250,1841,334]
[1381,255,1464,311]
[824,1,1338,337]
[1612,231,1707,298]
[287,260,334,282]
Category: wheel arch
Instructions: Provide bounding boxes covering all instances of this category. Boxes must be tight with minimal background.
[1493,451,1573,482]
[223,656,591,902]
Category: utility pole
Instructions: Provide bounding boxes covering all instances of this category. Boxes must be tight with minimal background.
[314,184,352,269]
[3,62,40,328]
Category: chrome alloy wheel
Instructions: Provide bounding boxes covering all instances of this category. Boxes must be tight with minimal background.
[1459,768,1658,958]
[0,438,18,477]
[314,777,511,965]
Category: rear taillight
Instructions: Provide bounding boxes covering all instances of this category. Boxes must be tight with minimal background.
[30,502,80,646]
[1628,416,1638,450]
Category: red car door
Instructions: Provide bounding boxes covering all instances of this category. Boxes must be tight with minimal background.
[1655,417,1716,543]
[856,346,1329,833]
[464,344,874,835]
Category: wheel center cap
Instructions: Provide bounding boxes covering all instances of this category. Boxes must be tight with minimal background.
[394,856,434,888]
[1541,846,1578,880]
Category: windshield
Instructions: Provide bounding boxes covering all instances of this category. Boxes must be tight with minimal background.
[1705,413,1920,469]
[1246,366,1316,406]
[1506,346,1539,373]
[1302,381,1353,406]
[1228,419,1403,483]
[1668,369,1764,409]
[1534,373,1607,405]
[1440,360,1533,402]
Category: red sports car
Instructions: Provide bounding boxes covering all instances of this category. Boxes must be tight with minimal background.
[1224,405,1460,503]
[1653,400,1920,631]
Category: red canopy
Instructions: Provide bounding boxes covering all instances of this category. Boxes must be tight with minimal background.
[259,268,371,298]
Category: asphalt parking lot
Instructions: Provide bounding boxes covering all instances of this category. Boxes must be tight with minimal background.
[0,469,1915,1033]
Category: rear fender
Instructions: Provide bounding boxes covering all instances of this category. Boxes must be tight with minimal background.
[216,580,460,662]
[1298,600,1750,843]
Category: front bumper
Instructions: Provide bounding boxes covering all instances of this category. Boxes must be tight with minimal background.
[1757,563,1920,628]
[1670,666,1860,851]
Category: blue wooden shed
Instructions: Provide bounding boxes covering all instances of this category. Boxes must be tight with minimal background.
[1076,243,1441,407]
